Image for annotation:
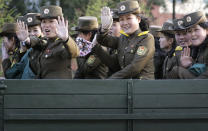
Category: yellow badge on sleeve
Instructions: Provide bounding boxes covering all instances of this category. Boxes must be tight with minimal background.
[137,46,147,56]
[87,55,96,65]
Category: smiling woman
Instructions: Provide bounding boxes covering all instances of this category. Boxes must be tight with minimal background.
[96,0,155,79]
[15,5,80,79]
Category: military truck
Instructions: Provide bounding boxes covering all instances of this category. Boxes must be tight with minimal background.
[0,79,208,131]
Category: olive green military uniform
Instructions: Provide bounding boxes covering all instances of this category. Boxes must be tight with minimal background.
[92,44,121,77]
[29,37,78,79]
[2,48,24,75]
[155,20,176,79]
[91,9,120,77]
[97,1,155,79]
[169,11,208,79]
[162,46,182,79]
[173,41,208,79]
[97,29,155,79]
[72,16,108,79]
[28,5,79,79]
[161,17,186,79]
[75,53,108,79]
[0,23,25,77]
[149,25,165,79]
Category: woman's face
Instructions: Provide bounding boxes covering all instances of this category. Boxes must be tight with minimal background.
[109,21,121,37]
[175,30,192,47]
[28,25,42,37]
[119,14,140,35]
[78,32,91,41]
[159,34,172,51]
[41,18,57,38]
[189,25,207,46]
[3,36,15,52]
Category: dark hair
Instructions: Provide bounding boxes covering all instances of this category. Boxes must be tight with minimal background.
[4,34,20,48]
[163,32,175,39]
[199,22,208,29]
[139,16,150,31]
[134,13,149,31]
[79,30,97,41]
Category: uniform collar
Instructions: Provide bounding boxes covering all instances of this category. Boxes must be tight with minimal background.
[120,28,143,37]
[129,28,142,37]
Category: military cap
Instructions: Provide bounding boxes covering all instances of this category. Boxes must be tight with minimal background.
[183,11,207,28]
[173,18,186,31]
[149,25,162,38]
[71,16,98,31]
[0,23,17,36]
[111,9,119,22]
[39,5,63,19]
[117,1,140,15]
[157,20,175,35]
[16,16,24,21]
[24,13,41,27]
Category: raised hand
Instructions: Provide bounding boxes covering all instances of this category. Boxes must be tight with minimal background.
[101,7,113,32]
[55,16,69,42]
[16,20,29,42]
[180,47,193,68]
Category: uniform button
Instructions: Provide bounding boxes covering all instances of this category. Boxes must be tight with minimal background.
[130,50,134,53]
[31,56,34,59]
[45,54,48,58]
[122,56,124,59]
[166,67,168,70]
[125,47,128,50]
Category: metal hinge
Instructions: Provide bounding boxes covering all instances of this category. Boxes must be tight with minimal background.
[127,80,134,131]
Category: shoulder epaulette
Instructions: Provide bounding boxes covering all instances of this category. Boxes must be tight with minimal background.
[55,38,59,41]
[120,30,149,37]
[138,31,149,36]
[175,46,183,51]
[173,53,176,56]
[14,48,18,52]
[119,30,129,37]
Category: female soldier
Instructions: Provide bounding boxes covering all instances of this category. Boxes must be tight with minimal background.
[73,16,108,79]
[4,13,44,79]
[97,0,155,79]
[92,9,121,77]
[173,11,208,79]
[156,20,177,79]
[16,5,79,79]
[0,23,24,78]
[25,13,43,38]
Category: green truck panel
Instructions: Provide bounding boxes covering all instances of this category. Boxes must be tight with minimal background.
[0,79,208,131]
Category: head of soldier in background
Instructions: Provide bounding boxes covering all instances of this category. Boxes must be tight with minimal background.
[23,13,43,37]
[173,18,192,47]
[157,20,176,52]
[109,9,121,37]
[184,11,208,47]
[149,25,161,39]
[72,16,98,42]
[0,23,20,53]
[117,0,142,35]
[39,5,63,38]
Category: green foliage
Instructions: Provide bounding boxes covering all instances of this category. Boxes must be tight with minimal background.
[8,0,26,16]
[0,0,18,27]
[107,0,124,8]
[85,0,108,24]
[0,0,18,47]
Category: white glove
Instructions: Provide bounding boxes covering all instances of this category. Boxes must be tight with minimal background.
[91,34,98,47]
[101,7,113,32]
[16,20,29,42]
[1,42,9,60]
